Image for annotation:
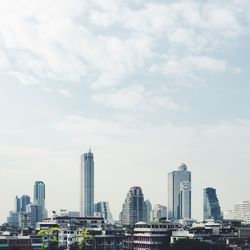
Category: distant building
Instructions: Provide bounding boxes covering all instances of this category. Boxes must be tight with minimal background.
[20,195,31,212]
[168,163,191,220]
[15,196,21,213]
[34,181,47,219]
[150,204,167,222]
[80,150,94,217]
[180,181,191,219]
[14,195,30,213]
[7,211,19,226]
[144,199,152,222]
[203,187,222,221]
[27,203,43,228]
[224,210,235,220]
[120,186,147,226]
[95,201,113,224]
[234,201,250,224]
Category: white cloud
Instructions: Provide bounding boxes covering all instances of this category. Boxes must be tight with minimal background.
[0,0,248,92]
[151,56,228,77]
[92,86,181,111]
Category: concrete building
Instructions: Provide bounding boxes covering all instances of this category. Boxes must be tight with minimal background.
[80,150,94,217]
[37,216,125,250]
[27,203,43,228]
[234,201,250,224]
[33,181,47,219]
[125,220,181,250]
[150,204,167,222]
[20,195,31,212]
[120,186,147,226]
[203,187,222,221]
[168,163,191,220]
[180,181,191,219]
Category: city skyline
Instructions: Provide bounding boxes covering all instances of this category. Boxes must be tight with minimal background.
[1,0,250,224]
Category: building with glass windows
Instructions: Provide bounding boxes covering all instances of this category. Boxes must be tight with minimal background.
[168,163,191,220]
[34,181,47,219]
[80,150,94,216]
[203,187,222,221]
[120,186,147,226]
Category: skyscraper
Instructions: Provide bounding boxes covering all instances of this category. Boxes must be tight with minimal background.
[168,163,191,220]
[180,181,191,219]
[80,150,94,217]
[20,195,31,212]
[203,187,222,221]
[120,186,147,226]
[34,181,47,219]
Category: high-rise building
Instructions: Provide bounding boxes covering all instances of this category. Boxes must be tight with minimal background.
[168,163,191,220]
[234,201,250,224]
[180,181,191,219]
[15,195,31,213]
[120,186,147,226]
[203,187,222,221]
[34,181,47,219]
[15,196,21,212]
[27,203,43,228]
[95,201,113,223]
[145,199,152,222]
[150,204,167,222]
[80,150,94,216]
[20,195,31,212]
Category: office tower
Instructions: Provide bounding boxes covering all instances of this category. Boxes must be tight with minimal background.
[120,186,147,226]
[95,201,113,223]
[150,204,167,222]
[27,203,43,228]
[203,187,222,221]
[168,163,191,220]
[7,211,19,226]
[234,201,250,224]
[34,181,47,219]
[180,181,191,219]
[15,196,21,212]
[80,150,94,216]
[20,195,31,212]
[145,199,152,222]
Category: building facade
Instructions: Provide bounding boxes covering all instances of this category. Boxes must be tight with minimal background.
[168,163,191,220]
[150,204,167,222]
[120,186,147,226]
[234,201,250,224]
[95,201,113,224]
[34,181,47,219]
[203,187,222,221]
[180,181,191,219]
[80,150,94,217]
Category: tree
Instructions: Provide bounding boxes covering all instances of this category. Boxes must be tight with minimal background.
[37,227,61,250]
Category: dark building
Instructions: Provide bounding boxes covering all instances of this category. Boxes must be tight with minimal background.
[203,187,222,221]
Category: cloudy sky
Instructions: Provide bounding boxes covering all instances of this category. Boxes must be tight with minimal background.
[1,0,250,223]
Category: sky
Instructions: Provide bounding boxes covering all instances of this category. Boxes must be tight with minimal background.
[0,0,250,224]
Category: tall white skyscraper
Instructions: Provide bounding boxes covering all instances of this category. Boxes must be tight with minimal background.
[168,163,191,220]
[180,181,191,219]
[33,181,47,219]
[80,150,94,217]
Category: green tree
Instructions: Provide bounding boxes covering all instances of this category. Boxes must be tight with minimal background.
[37,227,61,250]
